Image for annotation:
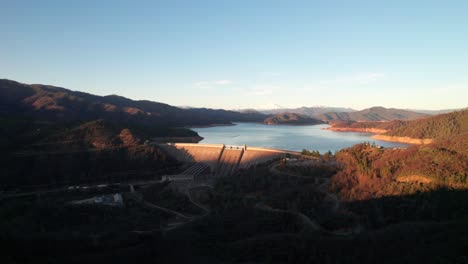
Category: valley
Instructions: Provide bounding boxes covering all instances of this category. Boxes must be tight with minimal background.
[3,1,468,262]
[0,79,466,263]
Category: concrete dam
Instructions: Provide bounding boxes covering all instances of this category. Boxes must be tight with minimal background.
[158,143,301,177]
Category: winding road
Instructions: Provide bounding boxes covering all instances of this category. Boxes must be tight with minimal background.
[267,160,363,236]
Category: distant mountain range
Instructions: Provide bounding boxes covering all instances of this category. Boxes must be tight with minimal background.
[327,109,468,142]
[254,106,356,116]
[318,106,429,122]
[0,79,267,130]
[1,78,466,187]
[250,106,431,123]
[253,105,460,116]
[263,113,325,125]
[409,109,465,115]
[1,79,462,132]
[245,105,463,123]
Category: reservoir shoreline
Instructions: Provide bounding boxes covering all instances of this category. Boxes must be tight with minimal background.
[192,123,408,152]
[325,126,432,145]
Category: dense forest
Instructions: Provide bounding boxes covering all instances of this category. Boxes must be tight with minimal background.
[0,116,182,186]
[263,113,324,125]
[330,119,406,131]
[330,137,468,201]
[2,160,468,263]
[0,79,268,129]
[319,106,428,122]
[386,109,468,139]
[1,79,467,263]
[329,109,468,140]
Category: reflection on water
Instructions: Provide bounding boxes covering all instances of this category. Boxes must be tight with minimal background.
[192,123,408,153]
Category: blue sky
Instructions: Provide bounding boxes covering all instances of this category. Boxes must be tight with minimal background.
[1,0,467,110]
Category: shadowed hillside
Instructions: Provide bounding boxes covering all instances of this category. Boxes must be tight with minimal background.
[0,79,467,263]
[0,78,268,187]
[3,165,468,263]
[0,79,267,128]
[0,117,183,186]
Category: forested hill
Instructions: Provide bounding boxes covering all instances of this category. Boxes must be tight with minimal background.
[331,134,468,201]
[320,106,428,122]
[264,113,325,125]
[385,109,468,139]
[0,79,267,128]
[329,107,467,201]
[327,109,467,141]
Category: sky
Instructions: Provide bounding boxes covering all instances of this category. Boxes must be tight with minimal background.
[1,0,468,110]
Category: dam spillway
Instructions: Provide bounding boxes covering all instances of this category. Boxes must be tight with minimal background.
[158,143,301,177]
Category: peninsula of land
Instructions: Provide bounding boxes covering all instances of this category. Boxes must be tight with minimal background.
[326,110,467,144]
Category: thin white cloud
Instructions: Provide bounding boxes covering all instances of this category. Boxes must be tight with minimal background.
[214,80,233,85]
[194,80,233,87]
[194,81,209,87]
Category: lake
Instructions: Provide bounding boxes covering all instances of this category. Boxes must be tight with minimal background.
[192,123,408,153]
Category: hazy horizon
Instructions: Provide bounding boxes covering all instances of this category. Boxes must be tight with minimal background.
[2,1,468,110]
[2,77,466,112]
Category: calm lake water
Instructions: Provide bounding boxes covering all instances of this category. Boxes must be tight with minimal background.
[192,123,408,153]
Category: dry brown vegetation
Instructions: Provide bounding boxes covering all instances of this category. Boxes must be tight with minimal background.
[328,109,468,142]
[0,79,268,130]
[386,109,468,139]
[330,135,468,201]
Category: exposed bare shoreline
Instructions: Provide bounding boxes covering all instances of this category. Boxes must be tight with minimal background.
[189,123,433,145]
[190,122,325,128]
[264,122,325,126]
[325,126,433,145]
[324,127,388,134]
